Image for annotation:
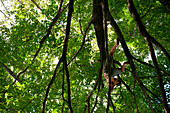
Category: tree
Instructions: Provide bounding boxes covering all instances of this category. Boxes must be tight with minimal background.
[0,0,169,112]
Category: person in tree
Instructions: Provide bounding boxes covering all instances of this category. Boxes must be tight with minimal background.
[103,38,128,93]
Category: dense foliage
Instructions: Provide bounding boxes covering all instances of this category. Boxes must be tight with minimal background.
[0,0,169,112]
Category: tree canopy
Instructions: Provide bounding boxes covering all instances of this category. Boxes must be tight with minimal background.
[0,0,169,113]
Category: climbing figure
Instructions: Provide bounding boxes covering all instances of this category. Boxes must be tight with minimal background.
[103,38,128,93]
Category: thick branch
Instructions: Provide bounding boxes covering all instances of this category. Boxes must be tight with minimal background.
[92,0,110,112]
[62,62,67,103]
[126,0,169,112]
[62,62,68,103]
[107,7,155,113]
[144,36,168,112]
[42,1,76,112]
[63,58,73,112]
[61,0,74,112]
[92,0,106,61]
[42,17,91,111]
[102,0,109,53]
[43,16,90,111]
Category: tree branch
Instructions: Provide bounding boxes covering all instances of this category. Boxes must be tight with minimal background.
[84,64,102,113]
[62,63,68,107]
[141,5,152,19]
[0,10,10,19]
[139,75,169,79]
[61,0,75,112]
[131,55,169,76]
[127,0,170,60]
[118,76,140,112]
[150,36,170,60]
[14,0,67,83]
[30,0,42,11]
[92,0,106,61]
[107,6,155,113]
[42,59,62,113]
[132,4,152,38]
[42,16,91,111]
[68,18,92,65]
[90,84,101,113]
[0,0,10,14]
[1,63,22,83]
[63,58,73,112]
[126,0,169,112]
[92,0,111,112]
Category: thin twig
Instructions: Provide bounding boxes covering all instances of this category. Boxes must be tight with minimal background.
[31,0,42,11]
[90,65,102,113]
[1,62,22,83]
[118,76,140,113]
[68,18,92,65]
[42,59,62,113]
[0,0,10,14]
[132,55,169,76]
[0,10,10,19]
[84,78,99,112]
[141,5,153,19]
[139,75,169,79]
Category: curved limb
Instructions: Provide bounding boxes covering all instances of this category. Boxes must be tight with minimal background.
[109,38,119,56]
[121,61,129,72]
